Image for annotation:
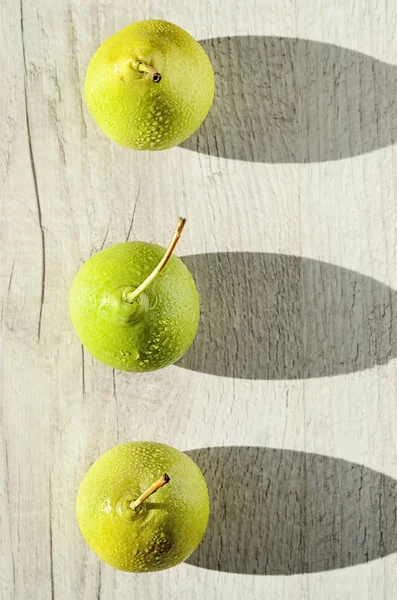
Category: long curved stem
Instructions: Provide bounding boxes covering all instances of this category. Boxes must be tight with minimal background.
[125,218,186,304]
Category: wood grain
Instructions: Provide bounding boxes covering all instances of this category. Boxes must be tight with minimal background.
[1,0,396,599]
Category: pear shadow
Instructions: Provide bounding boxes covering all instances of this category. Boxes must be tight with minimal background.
[185,446,397,575]
[177,253,397,380]
[181,37,397,163]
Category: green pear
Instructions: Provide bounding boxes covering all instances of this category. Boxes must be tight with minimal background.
[84,19,214,149]
[69,219,199,372]
[76,442,210,572]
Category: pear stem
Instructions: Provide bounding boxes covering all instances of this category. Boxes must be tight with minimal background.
[124,217,186,304]
[130,473,170,510]
[137,62,162,83]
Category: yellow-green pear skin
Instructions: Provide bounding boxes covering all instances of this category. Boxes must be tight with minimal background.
[69,241,200,372]
[84,20,214,149]
[76,442,210,572]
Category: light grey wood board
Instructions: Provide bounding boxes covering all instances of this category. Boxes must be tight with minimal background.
[1,0,397,598]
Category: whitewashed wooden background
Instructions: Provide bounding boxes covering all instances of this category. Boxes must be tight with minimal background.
[1,0,397,598]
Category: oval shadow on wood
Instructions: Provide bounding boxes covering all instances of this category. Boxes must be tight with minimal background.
[177,253,397,380]
[185,446,397,575]
[181,37,397,163]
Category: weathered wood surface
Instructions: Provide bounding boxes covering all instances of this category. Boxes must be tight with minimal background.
[1,0,397,598]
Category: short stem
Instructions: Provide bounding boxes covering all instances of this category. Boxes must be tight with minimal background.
[130,473,170,510]
[125,217,186,304]
[137,62,162,83]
